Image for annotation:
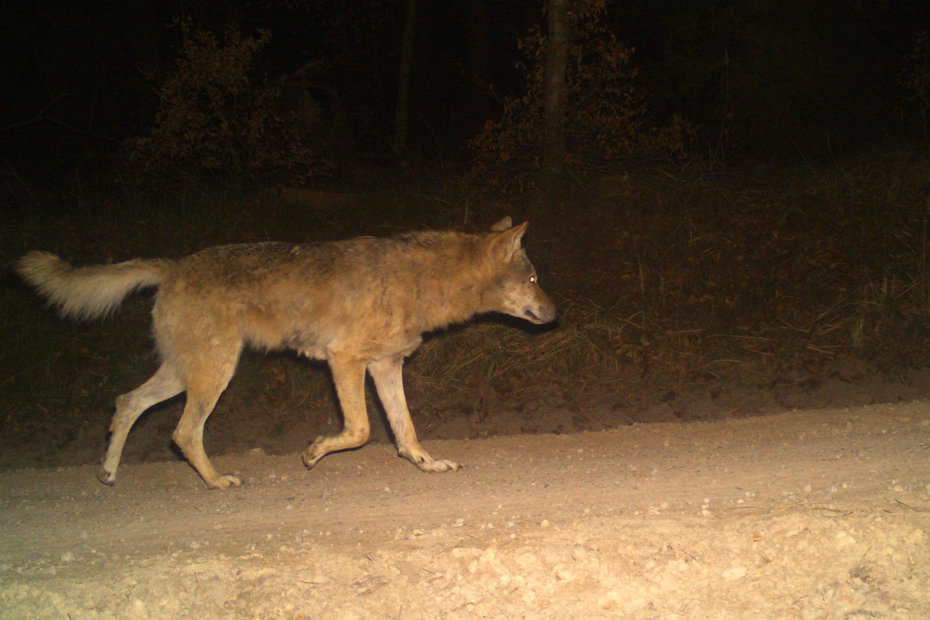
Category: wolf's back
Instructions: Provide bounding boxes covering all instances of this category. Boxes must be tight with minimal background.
[16,251,171,320]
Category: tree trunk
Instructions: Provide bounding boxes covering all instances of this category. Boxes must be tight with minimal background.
[542,0,569,182]
[394,0,417,154]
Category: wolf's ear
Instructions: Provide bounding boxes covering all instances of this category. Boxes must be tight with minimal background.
[489,221,529,261]
[490,216,512,232]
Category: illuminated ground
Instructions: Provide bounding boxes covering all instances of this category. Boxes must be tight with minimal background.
[2,402,928,618]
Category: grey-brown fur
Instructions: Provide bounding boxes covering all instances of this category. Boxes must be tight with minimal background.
[15,217,557,488]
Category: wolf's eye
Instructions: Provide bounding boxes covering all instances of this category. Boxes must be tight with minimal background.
[529,274,537,284]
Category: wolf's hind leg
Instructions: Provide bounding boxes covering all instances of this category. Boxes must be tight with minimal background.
[302,355,371,468]
[368,355,459,473]
[99,363,184,486]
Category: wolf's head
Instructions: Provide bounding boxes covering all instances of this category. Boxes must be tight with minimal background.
[483,218,558,325]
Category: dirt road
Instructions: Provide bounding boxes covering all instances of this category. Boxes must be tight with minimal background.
[1,402,928,619]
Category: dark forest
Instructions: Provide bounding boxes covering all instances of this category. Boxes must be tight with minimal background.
[3,1,929,183]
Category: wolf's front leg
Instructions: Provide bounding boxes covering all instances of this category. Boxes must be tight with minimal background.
[368,355,459,473]
[302,355,371,468]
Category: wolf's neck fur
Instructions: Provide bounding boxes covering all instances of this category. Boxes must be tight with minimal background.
[397,232,495,333]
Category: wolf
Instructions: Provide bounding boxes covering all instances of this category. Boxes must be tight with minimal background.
[15,217,557,489]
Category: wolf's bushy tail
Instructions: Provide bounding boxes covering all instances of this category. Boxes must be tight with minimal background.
[15,251,171,320]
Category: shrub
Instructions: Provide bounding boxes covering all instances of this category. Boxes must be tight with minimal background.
[469,1,689,193]
[130,26,330,184]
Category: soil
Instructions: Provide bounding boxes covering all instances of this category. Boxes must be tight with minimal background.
[2,401,928,619]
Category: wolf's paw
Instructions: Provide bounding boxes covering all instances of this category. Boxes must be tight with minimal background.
[399,445,460,472]
[301,438,326,468]
[416,457,460,473]
[301,451,320,468]
[208,474,242,489]
[97,467,117,486]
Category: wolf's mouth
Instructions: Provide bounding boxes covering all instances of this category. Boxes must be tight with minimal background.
[524,308,552,324]
[523,305,557,324]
